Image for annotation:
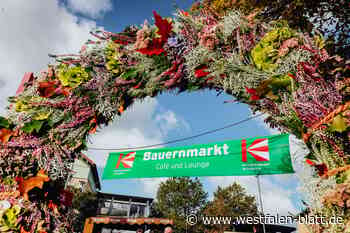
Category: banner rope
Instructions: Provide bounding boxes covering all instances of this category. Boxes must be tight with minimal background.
[88,113,264,151]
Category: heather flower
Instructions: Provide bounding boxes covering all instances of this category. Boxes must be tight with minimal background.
[222,11,241,39]
[278,37,299,56]
[133,21,152,50]
[198,25,219,50]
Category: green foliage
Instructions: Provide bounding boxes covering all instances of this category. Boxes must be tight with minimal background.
[105,42,124,75]
[71,188,98,233]
[22,120,44,133]
[0,116,10,129]
[204,183,257,232]
[121,68,138,80]
[58,65,90,88]
[251,26,294,72]
[154,177,208,233]
[281,110,304,138]
[0,205,21,232]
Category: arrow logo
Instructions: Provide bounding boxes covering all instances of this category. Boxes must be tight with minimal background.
[116,152,136,169]
[242,138,270,162]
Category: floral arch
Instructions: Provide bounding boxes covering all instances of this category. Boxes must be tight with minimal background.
[0,1,349,232]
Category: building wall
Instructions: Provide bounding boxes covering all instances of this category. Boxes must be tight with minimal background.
[88,169,97,192]
[73,159,90,179]
[68,158,97,192]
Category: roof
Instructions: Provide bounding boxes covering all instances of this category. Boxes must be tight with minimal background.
[87,217,173,225]
[80,153,101,190]
[97,192,153,204]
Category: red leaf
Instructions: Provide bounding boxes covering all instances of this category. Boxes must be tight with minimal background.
[287,73,296,79]
[245,87,257,95]
[315,163,328,177]
[136,12,172,56]
[305,159,314,165]
[250,95,260,101]
[153,11,172,42]
[300,62,316,75]
[136,47,165,56]
[113,39,129,45]
[245,87,260,101]
[136,38,166,56]
[180,10,189,16]
[195,66,210,78]
[133,82,142,89]
[38,81,57,98]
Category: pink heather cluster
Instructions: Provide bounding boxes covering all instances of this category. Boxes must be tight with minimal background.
[294,80,342,127]
[241,31,256,52]
[134,21,152,50]
[278,37,299,56]
[198,25,219,50]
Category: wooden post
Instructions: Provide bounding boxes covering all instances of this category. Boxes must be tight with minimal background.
[83,218,94,233]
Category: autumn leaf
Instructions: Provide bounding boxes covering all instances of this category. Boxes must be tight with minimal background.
[245,87,260,101]
[89,117,97,134]
[194,65,210,78]
[329,115,348,132]
[153,11,172,42]
[38,81,57,98]
[0,128,12,143]
[136,38,165,56]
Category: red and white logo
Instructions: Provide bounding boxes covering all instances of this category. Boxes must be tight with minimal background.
[242,138,270,162]
[116,152,136,169]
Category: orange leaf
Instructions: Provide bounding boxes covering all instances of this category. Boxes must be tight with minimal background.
[89,117,97,134]
[18,169,50,200]
[20,226,30,233]
[118,105,124,113]
[0,128,12,143]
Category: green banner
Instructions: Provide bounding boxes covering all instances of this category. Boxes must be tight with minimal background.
[102,134,294,179]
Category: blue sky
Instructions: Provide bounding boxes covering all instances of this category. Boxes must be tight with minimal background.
[0,0,307,217]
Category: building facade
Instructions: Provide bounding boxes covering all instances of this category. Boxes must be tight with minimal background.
[68,153,101,192]
[97,192,153,218]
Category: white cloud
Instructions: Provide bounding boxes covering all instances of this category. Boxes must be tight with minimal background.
[66,0,113,18]
[85,98,163,167]
[84,98,190,195]
[137,178,167,196]
[0,0,96,115]
[0,0,190,197]
[155,110,191,136]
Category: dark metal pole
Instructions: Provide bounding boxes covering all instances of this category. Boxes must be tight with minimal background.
[256,175,266,233]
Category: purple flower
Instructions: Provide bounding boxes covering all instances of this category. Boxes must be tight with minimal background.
[167,37,179,47]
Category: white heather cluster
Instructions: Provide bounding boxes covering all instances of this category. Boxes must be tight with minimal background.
[276,48,312,74]
[184,45,218,80]
[220,53,269,95]
[297,165,337,211]
[223,11,242,39]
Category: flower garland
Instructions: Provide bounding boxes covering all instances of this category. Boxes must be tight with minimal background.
[0,1,349,232]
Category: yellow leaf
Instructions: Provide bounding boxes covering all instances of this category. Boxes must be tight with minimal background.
[330,115,348,132]
[33,110,51,120]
